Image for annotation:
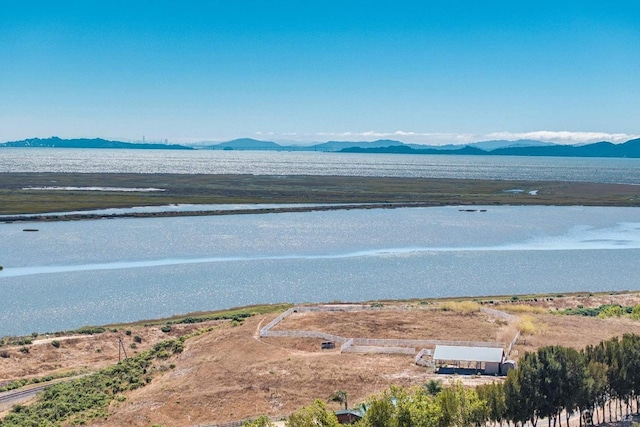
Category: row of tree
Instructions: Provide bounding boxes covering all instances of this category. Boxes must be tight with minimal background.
[504,333,640,427]
[246,333,640,427]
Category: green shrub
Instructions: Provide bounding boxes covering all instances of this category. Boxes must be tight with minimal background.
[134,335,143,343]
[75,326,106,335]
[10,338,32,346]
[598,305,624,319]
[51,340,61,348]
[161,325,172,333]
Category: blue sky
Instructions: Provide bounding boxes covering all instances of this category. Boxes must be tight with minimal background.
[1,1,639,145]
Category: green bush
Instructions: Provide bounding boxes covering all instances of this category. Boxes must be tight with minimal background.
[75,326,106,335]
[51,340,61,348]
[598,305,624,319]
[9,338,33,346]
[160,325,172,333]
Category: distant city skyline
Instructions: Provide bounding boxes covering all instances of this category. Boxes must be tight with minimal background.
[2,1,639,145]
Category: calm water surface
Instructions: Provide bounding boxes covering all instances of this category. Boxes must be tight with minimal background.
[1,148,639,183]
[1,205,639,336]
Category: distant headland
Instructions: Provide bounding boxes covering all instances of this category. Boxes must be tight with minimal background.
[0,137,193,150]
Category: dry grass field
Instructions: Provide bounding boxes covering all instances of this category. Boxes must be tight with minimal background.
[273,308,508,343]
[3,294,640,426]
[0,322,221,383]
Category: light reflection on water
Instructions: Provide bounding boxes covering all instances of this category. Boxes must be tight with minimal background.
[1,205,640,336]
[1,148,639,183]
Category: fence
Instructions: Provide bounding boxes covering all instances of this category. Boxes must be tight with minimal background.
[296,305,371,313]
[261,329,347,343]
[342,345,416,355]
[262,330,502,350]
[481,307,515,320]
[507,330,521,356]
[350,337,503,348]
[259,307,296,337]
[197,414,286,427]
[414,348,432,364]
[415,349,435,367]
[259,304,513,358]
[340,338,354,352]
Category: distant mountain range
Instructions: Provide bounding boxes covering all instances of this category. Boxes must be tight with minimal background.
[342,138,640,158]
[2,136,640,158]
[0,137,192,150]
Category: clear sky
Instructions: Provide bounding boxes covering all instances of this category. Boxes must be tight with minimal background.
[1,1,639,145]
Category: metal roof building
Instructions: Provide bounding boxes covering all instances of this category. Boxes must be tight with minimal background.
[433,345,505,375]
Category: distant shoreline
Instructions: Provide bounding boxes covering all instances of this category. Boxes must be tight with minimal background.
[0,202,427,223]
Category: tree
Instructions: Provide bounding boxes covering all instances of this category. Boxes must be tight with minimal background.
[436,381,487,427]
[504,352,539,427]
[586,360,608,424]
[287,399,340,427]
[361,393,396,427]
[410,388,443,427]
[425,380,443,396]
[477,382,506,427]
[559,346,588,427]
[328,390,348,410]
[245,415,275,427]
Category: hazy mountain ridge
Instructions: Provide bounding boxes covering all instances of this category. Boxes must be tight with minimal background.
[0,137,193,150]
[2,136,640,158]
[202,138,283,150]
[341,138,640,158]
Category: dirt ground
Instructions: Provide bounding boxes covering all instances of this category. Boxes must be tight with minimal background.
[89,313,507,427]
[0,322,222,383]
[274,308,507,343]
[3,294,640,426]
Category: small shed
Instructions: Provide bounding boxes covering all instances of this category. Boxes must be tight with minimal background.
[335,409,363,424]
[433,345,505,375]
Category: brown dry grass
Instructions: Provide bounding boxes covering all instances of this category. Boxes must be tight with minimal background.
[0,322,221,383]
[516,314,640,356]
[4,294,640,426]
[274,308,502,342]
[88,312,508,427]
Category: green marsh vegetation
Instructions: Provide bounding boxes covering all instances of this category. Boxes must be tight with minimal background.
[1,173,638,216]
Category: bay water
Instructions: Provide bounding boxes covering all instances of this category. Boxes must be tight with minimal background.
[1,205,639,336]
[1,148,639,183]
